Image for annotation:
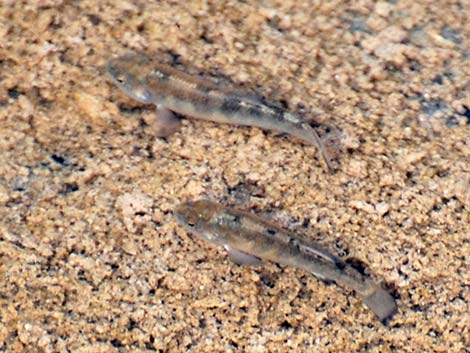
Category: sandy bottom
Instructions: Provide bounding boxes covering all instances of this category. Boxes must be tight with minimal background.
[0,1,469,352]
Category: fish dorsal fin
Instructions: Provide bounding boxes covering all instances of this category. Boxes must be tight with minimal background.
[298,241,345,269]
[225,245,263,266]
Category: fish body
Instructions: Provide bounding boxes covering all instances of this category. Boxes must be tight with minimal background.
[174,200,397,321]
[106,53,334,173]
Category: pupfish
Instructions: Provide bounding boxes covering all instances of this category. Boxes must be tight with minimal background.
[106,53,334,173]
[174,200,397,321]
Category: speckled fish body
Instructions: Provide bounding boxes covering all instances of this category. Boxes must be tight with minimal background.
[106,53,334,172]
[174,200,397,321]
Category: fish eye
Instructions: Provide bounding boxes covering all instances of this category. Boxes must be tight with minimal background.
[187,221,196,228]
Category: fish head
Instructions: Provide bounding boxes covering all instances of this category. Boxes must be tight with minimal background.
[174,200,224,244]
[106,53,156,104]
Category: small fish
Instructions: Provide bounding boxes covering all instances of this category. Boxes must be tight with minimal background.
[174,200,397,321]
[106,53,335,173]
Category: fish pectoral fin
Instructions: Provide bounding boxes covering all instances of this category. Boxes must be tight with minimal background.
[225,246,263,266]
[153,105,181,137]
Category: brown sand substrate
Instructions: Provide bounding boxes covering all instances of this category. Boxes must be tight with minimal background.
[0,1,469,352]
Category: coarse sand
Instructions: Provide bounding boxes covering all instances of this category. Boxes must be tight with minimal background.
[0,1,469,352]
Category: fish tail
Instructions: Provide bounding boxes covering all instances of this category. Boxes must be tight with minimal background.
[361,284,397,322]
[337,268,397,321]
[300,123,335,174]
[305,260,397,320]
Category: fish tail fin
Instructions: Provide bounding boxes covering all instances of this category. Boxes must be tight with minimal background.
[301,123,335,174]
[362,285,397,322]
[310,262,398,321]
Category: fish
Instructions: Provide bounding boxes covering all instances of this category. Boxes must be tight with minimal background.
[174,199,397,321]
[106,53,335,173]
